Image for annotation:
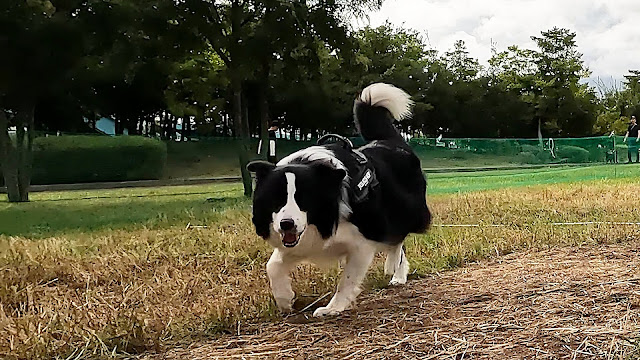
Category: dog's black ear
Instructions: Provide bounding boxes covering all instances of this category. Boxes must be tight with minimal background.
[312,163,346,187]
[247,160,276,180]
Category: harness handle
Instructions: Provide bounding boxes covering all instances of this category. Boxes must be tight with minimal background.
[317,134,354,149]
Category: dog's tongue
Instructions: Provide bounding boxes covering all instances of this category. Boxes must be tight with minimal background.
[282,232,297,245]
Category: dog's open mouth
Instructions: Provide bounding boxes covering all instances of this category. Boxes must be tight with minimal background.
[280,229,304,247]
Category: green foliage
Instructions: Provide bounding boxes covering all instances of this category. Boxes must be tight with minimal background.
[535,151,551,163]
[1,0,634,200]
[515,144,549,164]
[515,151,539,164]
[520,144,542,153]
[444,40,482,81]
[31,136,166,184]
[593,112,629,136]
[448,149,472,160]
[556,145,590,163]
[487,28,598,138]
[468,139,522,155]
[594,71,640,137]
[530,28,598,137]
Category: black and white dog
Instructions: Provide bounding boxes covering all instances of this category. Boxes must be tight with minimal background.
[247,83,431,317]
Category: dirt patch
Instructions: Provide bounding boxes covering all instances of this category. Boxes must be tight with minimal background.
[143,241,640,360]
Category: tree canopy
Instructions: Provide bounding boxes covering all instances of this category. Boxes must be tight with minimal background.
[1,1,636,201]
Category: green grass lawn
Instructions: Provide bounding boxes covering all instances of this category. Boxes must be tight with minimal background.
[164,140,555,179]
[1,164,639,238]
[427,163,640,194]
[0,183,246,237]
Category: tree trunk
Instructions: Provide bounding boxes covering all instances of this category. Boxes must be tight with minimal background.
[165,112,171,140]
[181,117,187,141]
[228,0,252,197]
[195,109,204,140]
[170,115,177,141]
[174,116,178,140]
[17,103,34,201]
[0,102,34,202]
[0,110,20,202]
[187,114,195,141]
[537,118,543,147]
[151,115,157,138]
[233,82,252,197]
[162,112,169,140]
[258,62,271,160]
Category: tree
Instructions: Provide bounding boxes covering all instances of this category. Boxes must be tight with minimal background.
[489,45,542,138]
[292,23,437,136]
[531,27,597,137]
[0,0,190,202]
[621,70,640,116]
[593,71,640,136]
[181,0,382,197]
[0,0,110,201]
[444,40,482,82]
[487,28,598,139]
[164,47,229,139]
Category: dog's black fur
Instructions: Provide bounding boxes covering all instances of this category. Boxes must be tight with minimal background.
[247,83,431,316]
[249,84,431,246]
[250,162,347,239]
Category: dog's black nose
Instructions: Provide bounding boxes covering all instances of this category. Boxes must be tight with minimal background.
[280,219,295,232]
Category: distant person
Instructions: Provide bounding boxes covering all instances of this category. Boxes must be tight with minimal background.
[257,121,279,163]
[623,116,640,163]
[267,121,278,163]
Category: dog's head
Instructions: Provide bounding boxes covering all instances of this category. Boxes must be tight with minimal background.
[247,160,346,248]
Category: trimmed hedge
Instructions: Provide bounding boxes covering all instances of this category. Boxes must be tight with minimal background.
[516,145,550,164]
[31,136,167,184]
[467,139,522,155]
[515,151,539,164]
[556,145,590,163]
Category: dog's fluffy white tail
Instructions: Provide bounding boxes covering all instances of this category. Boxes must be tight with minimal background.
[359,83,413,121]
[353,83,413,141]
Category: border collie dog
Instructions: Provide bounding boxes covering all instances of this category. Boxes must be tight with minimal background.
[247,83,431,317]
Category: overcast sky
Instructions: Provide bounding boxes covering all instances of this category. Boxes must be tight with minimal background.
[362,0,640,89]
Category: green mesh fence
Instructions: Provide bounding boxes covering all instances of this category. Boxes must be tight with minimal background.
[408,136,632,168]
[18,134,638,186]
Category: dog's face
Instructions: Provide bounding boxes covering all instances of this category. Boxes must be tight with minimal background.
[247,161,346,248]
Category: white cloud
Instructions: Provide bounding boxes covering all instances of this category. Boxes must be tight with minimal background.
[362,0,640,88]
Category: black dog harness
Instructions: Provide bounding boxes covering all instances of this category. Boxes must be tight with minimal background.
[317,134,378,204]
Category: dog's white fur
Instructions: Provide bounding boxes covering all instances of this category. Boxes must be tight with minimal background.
[265,170,409,317]
[264,83,415,316]
[277,146,348,170]
[271,173,307,234]
[359,83,414,121]
[277,147,352,219]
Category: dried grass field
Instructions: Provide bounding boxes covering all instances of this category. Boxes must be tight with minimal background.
[1,165,640,359]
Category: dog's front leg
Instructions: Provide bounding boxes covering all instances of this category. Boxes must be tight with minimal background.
[266,249,296,313]
[313,245,376,317]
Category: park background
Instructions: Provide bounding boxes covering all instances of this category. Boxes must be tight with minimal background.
[1,1,640,359]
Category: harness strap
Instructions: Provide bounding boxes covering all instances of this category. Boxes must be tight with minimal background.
[317,134,377,203]
[352,149,368,164]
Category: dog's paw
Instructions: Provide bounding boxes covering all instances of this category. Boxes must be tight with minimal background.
[312,306,343,317]
[389,278,407,286]
[274,298,294,313]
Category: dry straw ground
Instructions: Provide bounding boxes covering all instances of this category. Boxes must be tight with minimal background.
[1,180,640,359]
[144,241,640,360]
